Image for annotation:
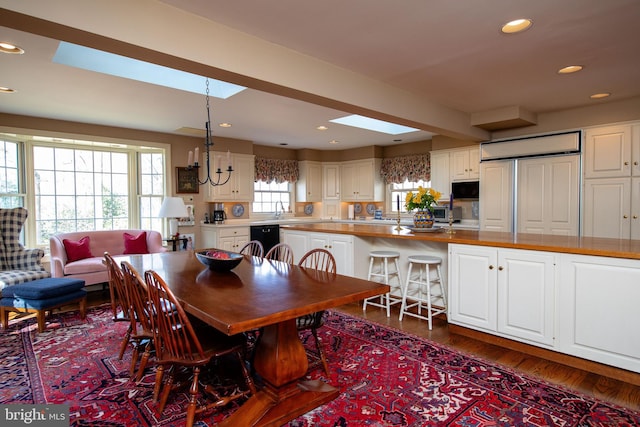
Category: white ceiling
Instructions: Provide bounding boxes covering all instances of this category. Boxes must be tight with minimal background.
[1,0,639,150]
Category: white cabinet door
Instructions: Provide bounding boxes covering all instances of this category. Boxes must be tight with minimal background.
[208,152,254,201]
[450,147,480,181]
[583,177,631,238]
[218,226,249,252]
[340,159,383,201]
[584,125,632,178]
[201,229,217,248]
[302,232,354,276]
[282,230,309,264]
[559,254,640,373]
[448,244,497,331]
[322,163,341,200]
[468,146,480,179]
[296,161,322,202]
[429,151,451,197]
[497,249,555,346]
[517,155,579,236]
[632,177,640,239]
[480,160,513,232]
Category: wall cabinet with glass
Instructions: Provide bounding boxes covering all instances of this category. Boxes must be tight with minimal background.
[206,152,255,202]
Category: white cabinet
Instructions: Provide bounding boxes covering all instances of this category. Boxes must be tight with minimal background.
[207,152,254,202]
[584,124,639,178]
[217,226,249,252]
[322,163,341,200]
[517,155,579,235]
[340,159,384,201]
[296,161,322,202]
[450,147,480,181]
[283,230,354,276]
[479,160,513,232]
[583,123,640,238]
[429,151,451,197]
[449,244,556,347]
[558,254,640,373]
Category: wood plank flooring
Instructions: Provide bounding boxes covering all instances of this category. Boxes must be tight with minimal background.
[337,301,640,412]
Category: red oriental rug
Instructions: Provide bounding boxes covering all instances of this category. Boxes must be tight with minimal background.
[0,304,638,426]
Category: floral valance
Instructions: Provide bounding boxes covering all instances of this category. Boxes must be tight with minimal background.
[380,153,431,184]
[254,157,299,183]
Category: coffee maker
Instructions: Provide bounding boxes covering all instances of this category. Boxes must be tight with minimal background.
[212,203,226,224]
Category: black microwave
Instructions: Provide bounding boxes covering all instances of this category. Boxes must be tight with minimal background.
[451,181,479,200]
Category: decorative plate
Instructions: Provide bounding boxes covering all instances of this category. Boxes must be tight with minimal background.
[353,203,362,214]
[304,203,314,215]
[366,203,376,215]
[231,204,244,217]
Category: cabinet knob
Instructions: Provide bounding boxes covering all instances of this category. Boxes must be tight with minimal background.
[489,265,494,270]
[635,161,639,166]
[624,215,628,219]
[634,215,638,219]
[498,266,504,271]
[624,161,629,166]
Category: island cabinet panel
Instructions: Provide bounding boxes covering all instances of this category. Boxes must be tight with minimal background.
[449,244,556,348]
[558,254,640,373]
[283,230,354,276]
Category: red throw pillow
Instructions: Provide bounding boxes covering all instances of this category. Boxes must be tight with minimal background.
[63,236,93,262]
[124,231,149,254]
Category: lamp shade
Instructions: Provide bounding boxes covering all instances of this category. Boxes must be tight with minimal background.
[159,197,188,237]
[158,197,188,218]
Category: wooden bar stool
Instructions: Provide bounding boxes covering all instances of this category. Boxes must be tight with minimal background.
[362,250,403,317]
[399,255,447,330]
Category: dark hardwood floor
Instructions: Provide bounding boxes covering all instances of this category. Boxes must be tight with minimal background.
[79,290,639,412]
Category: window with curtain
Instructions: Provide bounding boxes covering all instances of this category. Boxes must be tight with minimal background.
[381,154,432,212]
[253,157,298,213]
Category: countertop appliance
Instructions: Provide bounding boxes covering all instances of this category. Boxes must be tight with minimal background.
[212,202,226,224]
[250,224,280,254]
[432,206,462,223]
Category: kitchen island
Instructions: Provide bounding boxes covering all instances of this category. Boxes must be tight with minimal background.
[281,222,640,380]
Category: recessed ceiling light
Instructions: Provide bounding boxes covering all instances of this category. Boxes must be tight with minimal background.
[218,123,232,128]
[0,87,16,93]
[590,92,611,99]
[316,125,328,131]
[558,65,583,74]
[329,140,339,145]
[0,42,24,54]
[501,19,533,34]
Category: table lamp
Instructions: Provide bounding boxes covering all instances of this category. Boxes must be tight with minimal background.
[158,197,188,237]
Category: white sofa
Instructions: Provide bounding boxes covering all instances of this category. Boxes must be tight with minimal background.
[49,230,166,286]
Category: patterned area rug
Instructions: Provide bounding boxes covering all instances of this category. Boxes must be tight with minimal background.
[0,304,638,426]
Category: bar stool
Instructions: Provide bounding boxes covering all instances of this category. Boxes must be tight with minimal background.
[362,250,403,317]
[399,255,447,330]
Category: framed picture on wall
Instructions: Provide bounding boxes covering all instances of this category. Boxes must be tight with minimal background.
[176,167,199,193]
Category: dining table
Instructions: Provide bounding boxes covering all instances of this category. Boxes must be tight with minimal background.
[115,250,389,426]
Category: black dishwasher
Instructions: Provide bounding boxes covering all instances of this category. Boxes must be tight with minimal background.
[250,224,280,254]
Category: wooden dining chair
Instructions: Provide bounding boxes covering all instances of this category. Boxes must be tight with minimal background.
[120,261,156,382]
[239,240,264,257]
[297,248,337,376]
[104,252,132,360]
[264,242,294,264]
[144,270,256,427]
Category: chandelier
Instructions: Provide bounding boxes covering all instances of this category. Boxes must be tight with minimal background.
[187,78,233,186]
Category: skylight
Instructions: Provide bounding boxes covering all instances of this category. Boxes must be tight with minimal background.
[53,42,246,99]
[329,115,419,135]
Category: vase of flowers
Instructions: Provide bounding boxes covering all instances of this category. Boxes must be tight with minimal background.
[405,186,442,228]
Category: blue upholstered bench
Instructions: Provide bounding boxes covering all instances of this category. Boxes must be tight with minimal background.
[0,277,87,332]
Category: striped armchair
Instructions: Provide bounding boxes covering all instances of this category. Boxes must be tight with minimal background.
[0,208,50,293]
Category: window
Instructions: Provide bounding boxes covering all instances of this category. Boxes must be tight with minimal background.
[391,179,430,212]
[139,152,165,231]
[253,180,291,213]
[0,139,23,208]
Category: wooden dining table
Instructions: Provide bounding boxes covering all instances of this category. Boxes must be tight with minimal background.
[115,250,389,426]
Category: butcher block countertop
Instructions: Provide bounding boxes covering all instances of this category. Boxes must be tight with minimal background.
[281,222,640,260]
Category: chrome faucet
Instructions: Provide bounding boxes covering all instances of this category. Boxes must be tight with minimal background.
[275,201,285,218]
